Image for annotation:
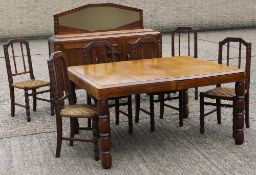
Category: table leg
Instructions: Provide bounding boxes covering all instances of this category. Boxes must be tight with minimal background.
[97,100,112,169]
[233,82,245,145]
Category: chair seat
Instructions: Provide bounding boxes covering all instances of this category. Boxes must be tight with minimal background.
[203,87,236,99]
[60,104,97,118]
[12,79,49,89]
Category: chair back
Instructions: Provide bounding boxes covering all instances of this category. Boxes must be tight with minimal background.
[83,41,116,64]
[3,39,35,85]
[48,51,72,114]
[218,37,252,90]
[130,37,162,60]
[171,27,198,58]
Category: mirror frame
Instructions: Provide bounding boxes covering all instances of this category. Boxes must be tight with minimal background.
[54,3,143,35]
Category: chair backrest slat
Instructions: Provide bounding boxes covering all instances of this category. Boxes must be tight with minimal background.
[48,51,72,114]
[238,42,242,68]
[218,37,252,90]
[3,39,35,85]
[83,41,116,65]
[20,42,27,72]
[130,37,161,60]
[11,43,18,74]
[171,27,198,58]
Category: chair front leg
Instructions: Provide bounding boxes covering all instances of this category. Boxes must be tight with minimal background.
[216,99,221,124]
[128,96,133,134]
[159,94,164,119]
[200,93,205,133]
[32,89,37,111]
[135,94,140,123]
[24,88,31,122]
[178,91,184,127]
[195,87,199,100]
[69,118,76,146]
[115,99,120,125]
[150,94,155,131]
[10,87,15,117]
[55,117,63,157]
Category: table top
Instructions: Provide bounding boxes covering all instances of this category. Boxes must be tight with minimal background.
[68,56,245,99]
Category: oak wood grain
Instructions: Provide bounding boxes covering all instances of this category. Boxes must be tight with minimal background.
[68,56,245,100]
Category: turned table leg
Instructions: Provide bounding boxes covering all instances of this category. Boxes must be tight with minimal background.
[233,82,245,145]
[97,100,112,169]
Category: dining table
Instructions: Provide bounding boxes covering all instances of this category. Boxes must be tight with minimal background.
[68,56,245,169]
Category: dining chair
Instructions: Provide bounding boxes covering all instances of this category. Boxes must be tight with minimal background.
[3,38,54,122]
[158,27,198,120]
[200,37,251,134]
[48,51,99,160]
[83,41,133,134]
[130,37,185,131]
[171,27,198,99]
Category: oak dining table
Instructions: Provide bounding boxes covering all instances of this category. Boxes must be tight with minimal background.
[68,56,245,169]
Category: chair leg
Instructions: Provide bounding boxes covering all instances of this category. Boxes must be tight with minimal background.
[216,99,221,124]
[92,116,99,161]
[10,87,15,117]
[128,96,133,134]
[195,87,199,100]
[149,95,155,131]
[69,118,75,146]
[74,118,79,134]
[184,90,189,118]
[178,91,184,127]
[50,88,54,116]
[115,99,120,125]
[135,94,140,123]
[87,118,92,128]
[200,93,205,134]
[159,94,164,119]
[55,117,63,157]
[32,89,37,111]
[24,89,31,122]
[245,94,249,128]
[87,95,92,128]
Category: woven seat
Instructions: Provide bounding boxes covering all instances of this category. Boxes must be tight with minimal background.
[12,80,49,89]
[60,104,97,118]
[204,87,235,99]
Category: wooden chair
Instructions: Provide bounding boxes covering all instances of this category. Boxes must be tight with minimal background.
[3,38,54,122]
[130,37,184,131]
[200,37,251,133]
[83,41,133,134]
[158,27,198,120]
[48,51,99,160]
[172,27,198,99]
